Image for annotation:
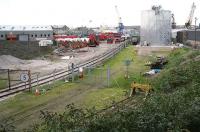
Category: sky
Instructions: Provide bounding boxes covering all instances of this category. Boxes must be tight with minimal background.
[0,0,199,27]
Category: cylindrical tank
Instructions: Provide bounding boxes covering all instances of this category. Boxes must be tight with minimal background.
[140,6,172,46]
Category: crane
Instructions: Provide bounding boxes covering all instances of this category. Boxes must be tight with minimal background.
[171,13,176,29]
[115,5,124,34]
[185,2,196,29]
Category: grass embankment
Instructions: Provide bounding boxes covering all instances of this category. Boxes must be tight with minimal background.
[0,45,153,131]
[25,48,200,132]
[81,46,153,108]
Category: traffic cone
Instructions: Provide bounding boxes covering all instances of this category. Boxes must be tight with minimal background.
[79,72,83,79]
[79,67,84,79]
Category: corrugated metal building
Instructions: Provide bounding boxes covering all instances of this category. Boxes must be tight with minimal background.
[177,30,200,43]
[140,6,172,45]
[0,25,53,41]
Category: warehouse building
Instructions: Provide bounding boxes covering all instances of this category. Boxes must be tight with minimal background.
[0,25,53,41]
[52,25,70,35]
[70,26,95,36]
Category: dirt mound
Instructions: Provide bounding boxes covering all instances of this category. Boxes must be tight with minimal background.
[0,55,26,68]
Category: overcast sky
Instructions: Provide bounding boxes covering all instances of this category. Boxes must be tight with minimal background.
[0,0,199,27]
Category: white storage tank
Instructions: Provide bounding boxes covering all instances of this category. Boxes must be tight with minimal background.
[140,6,172,46]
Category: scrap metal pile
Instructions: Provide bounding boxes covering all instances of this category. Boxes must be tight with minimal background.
[144,56,168,76]
[98,32,122,44]
[54,34,99,50]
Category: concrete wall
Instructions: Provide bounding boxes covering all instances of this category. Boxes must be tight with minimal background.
[177,30,200,43]
[187,30,200,41]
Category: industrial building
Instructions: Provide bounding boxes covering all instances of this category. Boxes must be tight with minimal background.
[52,25,70,35]
[177,30,200,43]
[0,25,53,41]
[124,26,140,36]
[71,27,95,36]
[140,6,172,46]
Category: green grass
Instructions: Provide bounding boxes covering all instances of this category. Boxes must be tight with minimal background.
[0,79,7,90]
[82,87,127,109]
[103,46,152,86]
[152,48,200,92]
[0,82,76,119]
[0,45,173,131]
[32,47,200,132]
[166,48,200,68]
[76,46,145,108]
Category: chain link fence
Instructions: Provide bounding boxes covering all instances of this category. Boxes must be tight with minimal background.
[0,42,129,96]
[63,64,128,89]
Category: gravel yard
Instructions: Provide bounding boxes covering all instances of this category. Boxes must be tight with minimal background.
[0,43,120,76]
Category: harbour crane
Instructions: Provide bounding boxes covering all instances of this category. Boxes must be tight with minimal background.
[185,2,196,29]
[171,13,176,29]
[115,5,124,34]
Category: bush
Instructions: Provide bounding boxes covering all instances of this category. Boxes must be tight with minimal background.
[0,119,15,132]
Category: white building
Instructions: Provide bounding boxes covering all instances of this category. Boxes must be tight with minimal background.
[0,25,53,41]
[52,25,69,35]
[140,6,172,45]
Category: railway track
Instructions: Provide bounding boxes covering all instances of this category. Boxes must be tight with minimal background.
[0,43,126,99]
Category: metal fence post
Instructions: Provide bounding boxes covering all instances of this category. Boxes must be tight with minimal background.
[72,63,74,82]
[7,69,11,90]
[77,66,80,82]
[28,70,31,92]
[37,73,39,88]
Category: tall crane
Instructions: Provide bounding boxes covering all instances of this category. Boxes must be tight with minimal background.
[171,13,176,29]
[115,5,124,34]
[185,2,196,29]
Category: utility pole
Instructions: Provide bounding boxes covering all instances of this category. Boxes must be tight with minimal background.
[195,17,198,48]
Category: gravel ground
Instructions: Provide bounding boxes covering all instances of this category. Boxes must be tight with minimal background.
[135,45,175,56]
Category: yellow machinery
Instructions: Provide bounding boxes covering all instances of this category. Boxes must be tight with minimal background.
[130,82,153,98]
